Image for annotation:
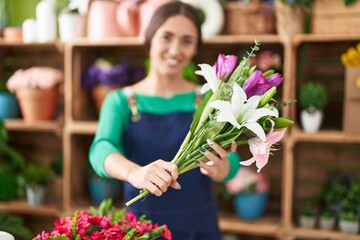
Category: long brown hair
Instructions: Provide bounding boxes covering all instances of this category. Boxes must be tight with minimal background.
[144,1,202,50]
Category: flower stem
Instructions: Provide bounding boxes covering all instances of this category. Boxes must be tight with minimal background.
[125,189,150,206]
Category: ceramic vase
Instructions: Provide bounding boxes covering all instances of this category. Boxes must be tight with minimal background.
[300,109,323,133]
[233,192,269,220]
[0,92,20,119]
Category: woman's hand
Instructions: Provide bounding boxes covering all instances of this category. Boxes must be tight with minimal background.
[127,160,180,196]
[196,139,237,181]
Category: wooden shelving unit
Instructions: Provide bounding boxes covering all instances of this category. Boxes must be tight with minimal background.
[1,34,359,239]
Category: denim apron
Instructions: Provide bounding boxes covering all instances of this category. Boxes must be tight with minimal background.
[123,89,221,240]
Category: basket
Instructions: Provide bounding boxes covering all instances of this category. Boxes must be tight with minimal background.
[222,0,275,35]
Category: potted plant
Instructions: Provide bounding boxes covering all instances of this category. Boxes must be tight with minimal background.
[0,79,20,120]
[339,210,359,234]
[0,120,26,201]
[299,81,328,132]
[299,201,317,228]
[225,167,270,220]
[25,161,52,206]
[6,66,63,122]
[322,175,347,218]
[56,0,86,42]
[81,58,144,113]
[319,210,336,230]
[274,0,312,35]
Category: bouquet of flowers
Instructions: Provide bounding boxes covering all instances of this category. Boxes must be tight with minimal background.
[33,199,171,240]
[126,39,294,206]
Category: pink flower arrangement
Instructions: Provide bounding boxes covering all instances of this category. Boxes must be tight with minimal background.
[33,199,172,240]
[6,67,63,92]
[225,167,269,195]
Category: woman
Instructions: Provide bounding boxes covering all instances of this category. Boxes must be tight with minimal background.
[89,2,240,239]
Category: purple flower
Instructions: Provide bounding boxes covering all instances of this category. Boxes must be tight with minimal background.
[213,54,238,81]
[81,58,145,89]
[242,70,283,97]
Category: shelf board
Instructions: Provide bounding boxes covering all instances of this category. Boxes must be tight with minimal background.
[0,39,63,52]
[65,121,98,134]
[0,199,61,217]
[218,213,281,237]
[291,127,360,144]
[204,34,282,44]
[293,33,360,46]
[292,227,360,240]
[4,119,62,133]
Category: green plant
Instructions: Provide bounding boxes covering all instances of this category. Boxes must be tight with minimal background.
[299,82,328,112]
[0,120,26,200]
[278,0,312,7]
[346,182,360,211]
[55,0,79,15]
[340,210,359,222]
[0,212,32,240]
[320,210,333,219]
[301,201,316,217]
[323,175,347,205]
[25,161,52,186]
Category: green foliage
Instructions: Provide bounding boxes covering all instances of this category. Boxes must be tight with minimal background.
[320,210,333,219]
[323,175,348,205]
[340,210,359,222]
[299,82,328,111]
[0,120,26,200]
[25,161,51,185]
[279,0,313,7]
[345,182,360,212]
[0,212,33,240]
[55,0,79,15]
[301,201,316,217]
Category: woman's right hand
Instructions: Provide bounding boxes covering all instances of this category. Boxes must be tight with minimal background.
[127,160,180,196]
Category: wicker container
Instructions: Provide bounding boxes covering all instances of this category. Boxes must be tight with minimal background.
[311,0,360,34]
[274,0,305,35]
[222,0,274,35]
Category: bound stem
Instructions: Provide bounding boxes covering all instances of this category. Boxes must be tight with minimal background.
[125,189,150,207]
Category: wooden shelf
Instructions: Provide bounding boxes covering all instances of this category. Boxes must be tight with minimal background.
[293,33,360,46]
[290,127,360,144]
[0,40,63,52]
[0,199,61,217]
[291,227,360,240]
[65,121,98,135]
[4,119,62,134]
[218,213,281,237]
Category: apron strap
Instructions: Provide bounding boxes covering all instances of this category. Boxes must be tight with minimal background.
[123,85,203,122]
[123,86,141,122]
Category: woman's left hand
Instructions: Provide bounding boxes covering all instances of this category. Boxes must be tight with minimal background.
[196,139,237,181]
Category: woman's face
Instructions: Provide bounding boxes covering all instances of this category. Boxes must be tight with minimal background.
[149,14,198,77]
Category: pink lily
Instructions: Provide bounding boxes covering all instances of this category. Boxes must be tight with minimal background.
[213,53,238,81]
[242,70,283,97]
[240,129,286,172]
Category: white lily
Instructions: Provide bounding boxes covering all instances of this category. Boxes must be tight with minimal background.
[195,64,221,94]
[209,84,277,141]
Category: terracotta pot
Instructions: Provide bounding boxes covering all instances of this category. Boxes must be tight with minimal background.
[16,88,58,122]
[116,0,170,37]
[87,0,122,40]
[92,85,124,113]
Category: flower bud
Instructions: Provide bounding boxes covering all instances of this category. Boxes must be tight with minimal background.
[213,54,238,82]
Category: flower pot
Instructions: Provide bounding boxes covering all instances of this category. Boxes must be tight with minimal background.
[15,88,58,122]
[300,109,323,133]
[92,85,123,114]
[339,220,359,234]
[0,92,20,119]
[26,184,46,207]
[88,175,122,205]
[233,192,268,220]
[87,0,121,40]
[0,231,14,240]
[58,12,85,42]
[274,0,305,35]
[319,217,336,231]
[299,215,316,229]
